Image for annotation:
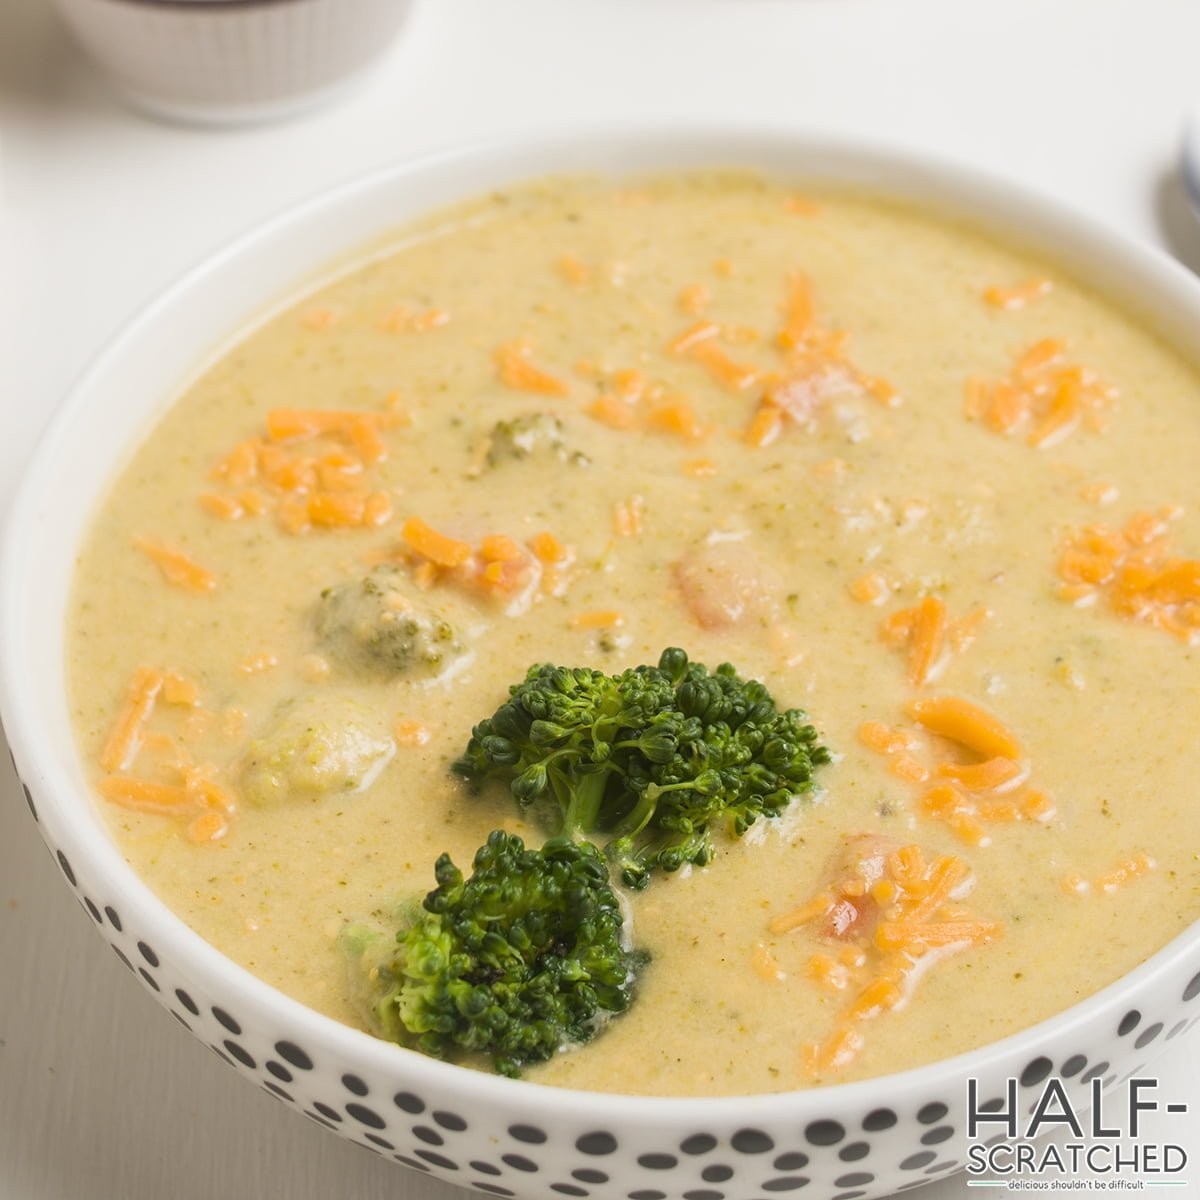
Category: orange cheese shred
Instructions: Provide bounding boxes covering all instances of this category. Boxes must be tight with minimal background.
[678,283,711,315]
[98,776,192,812]
[668,321,720,356]
[495,340,569,396]
[936,756,1023,791]
[571,609,625,629]
[906,695,1022,761]
[778,273,814,350]
[134,538,217,592]
[983,277,1053,310]
[394,718,432,748]
[529,531,570,564]
[401,517,473,568]
[876,920,1003,950]
[647,401,707,440]
[99,667,164,773]
[906,595,947,687]
[588,395,638,430]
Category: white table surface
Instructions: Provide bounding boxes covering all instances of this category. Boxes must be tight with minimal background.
[1,1,1198,1197]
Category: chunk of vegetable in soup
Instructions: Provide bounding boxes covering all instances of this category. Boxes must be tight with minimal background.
[68,173,1200,1096]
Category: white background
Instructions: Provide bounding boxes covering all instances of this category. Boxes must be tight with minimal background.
[1,1,1198,1197]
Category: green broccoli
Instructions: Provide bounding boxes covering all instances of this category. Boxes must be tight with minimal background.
[483,412,589,468]
[342,831,640,1077]
[315,568,464,678]
[455,648,831,888]
[240,694,394,807]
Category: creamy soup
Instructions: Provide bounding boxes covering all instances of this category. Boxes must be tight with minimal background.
[68,174,1200,1096]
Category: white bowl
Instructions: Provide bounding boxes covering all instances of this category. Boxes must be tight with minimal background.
[3,128,1199,1200]
[54,0,415,125]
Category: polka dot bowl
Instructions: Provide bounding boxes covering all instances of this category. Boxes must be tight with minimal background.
[4,127,1199,1200]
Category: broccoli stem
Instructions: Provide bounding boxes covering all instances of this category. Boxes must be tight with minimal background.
[560,766,611,835]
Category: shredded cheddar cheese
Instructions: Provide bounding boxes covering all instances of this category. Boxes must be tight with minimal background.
[133,538,217,592]
[964,338,1114,448]
[983,277,1053,310]
[1056,507,1200,640]
[495,339,569,396]
[771,839,1002,1078]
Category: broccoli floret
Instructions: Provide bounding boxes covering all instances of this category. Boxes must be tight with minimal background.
[455,648,831,888]
[316,569,464,678]
[483,412,589,468]
[342,831,640,1077]
[240,694,394,807]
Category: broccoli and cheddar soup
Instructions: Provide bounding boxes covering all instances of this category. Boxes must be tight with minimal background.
[68,174,1200,1096]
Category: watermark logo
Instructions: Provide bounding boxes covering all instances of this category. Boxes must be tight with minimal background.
[965,1075,1190,1191]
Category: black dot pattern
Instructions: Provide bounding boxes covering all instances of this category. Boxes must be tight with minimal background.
[346,1102,385,1130]
[774,1152,808,1170]
[275,1041,312,1070]
[22,781,37,821]
[576,1132,617,1156]
[732,1129,773,1154]
[502,1153,538,1172]
[638,1153,677,1170]
[805,1120,844,1146]
[56,850,76,886]
[23,788,1200,1200]
[1134,1022,1163,1049]
[211,1006,241,1035]
[508,1123,544,1142]
[415,1149,456,1171]
[921,1125,954,1145]
[222,1040,254,1069]
[1020,1057,1053,1087]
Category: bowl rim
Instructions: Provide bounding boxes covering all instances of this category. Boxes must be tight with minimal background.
[3,121,1199,1124]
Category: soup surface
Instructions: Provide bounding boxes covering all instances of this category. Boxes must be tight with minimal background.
[68,173,1200,1096]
